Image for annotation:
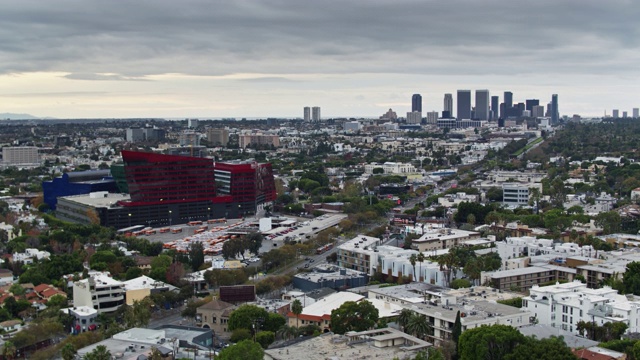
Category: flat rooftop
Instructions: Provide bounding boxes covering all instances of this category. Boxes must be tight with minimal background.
[59,192,130,208]
[301,292,363,317]
[265,328,430,360]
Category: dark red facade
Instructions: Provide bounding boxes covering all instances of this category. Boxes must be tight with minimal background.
[103,151,276,228]
[121,150,219,206]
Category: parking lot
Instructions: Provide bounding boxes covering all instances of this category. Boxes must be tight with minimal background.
[263,213,347,242]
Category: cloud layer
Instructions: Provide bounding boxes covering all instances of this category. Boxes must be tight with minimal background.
[0,0,638,118]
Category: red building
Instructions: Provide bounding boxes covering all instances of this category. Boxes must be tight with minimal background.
[58,151,276,229]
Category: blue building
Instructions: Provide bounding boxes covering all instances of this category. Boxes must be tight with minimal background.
[42,170,117,210]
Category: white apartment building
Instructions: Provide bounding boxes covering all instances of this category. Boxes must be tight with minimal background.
[375,245,450,286]
[502,183,542,207]
[2,146,40,167]
[411,228,481,252]
[523,281,640,334]
[12,248,51,264]
[369,284,531,345]
[364,162,417,175]
[73,273,125,313]
[496,237,597,270]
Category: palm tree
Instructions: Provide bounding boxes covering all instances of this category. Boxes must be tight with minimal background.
[417,252,425,282]
[409,254,417,282]
[291,299,303,328]
[277,325,299,341]
[397,309,414,332]
[437,252,456,287]
[406,313,430,340]
[2,341,16,360]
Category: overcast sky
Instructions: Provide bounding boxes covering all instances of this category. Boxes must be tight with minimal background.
[0,0,638,119]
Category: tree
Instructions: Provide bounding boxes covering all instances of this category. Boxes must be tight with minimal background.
[406,313,430,339]
[504,336,577,360]
[633,340,640,360]
[409,254,417,281]
[189,242,205,271]
[595,211,622,235]
[452,311,462,347]
[622,262,640,295]
[414,348,445,360]
[124,299,152,328]
[244,232,263,256]
[398,308,413,332]
[451,278,472,289]
[148,347,164,360]
[83,345,111,360]
[416,252,425,282]
[255,330,275,349]
[217,340,264,360]
[228,304,269,332]
[46,294,68,308]
[291,299,303,328]
[263,312,286,333]
[9,284,25,297]
[61,343,77,360]
[230,328,252,343]
[2,341,16,360]
[330,300,379,334]
[458,324,526,360]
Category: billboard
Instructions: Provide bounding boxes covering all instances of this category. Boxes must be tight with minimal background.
[219,285,256,303]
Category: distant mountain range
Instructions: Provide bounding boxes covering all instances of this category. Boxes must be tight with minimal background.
[0,113,45,120]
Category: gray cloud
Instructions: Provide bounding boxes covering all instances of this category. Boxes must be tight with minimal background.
[237,77,298,83]
[0,0,638,78]
[63,73,150,81]
[0,0,638,118]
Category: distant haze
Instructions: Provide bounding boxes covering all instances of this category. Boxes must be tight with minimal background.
[0,1,638,119]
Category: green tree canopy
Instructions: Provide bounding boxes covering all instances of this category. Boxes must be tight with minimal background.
[217,340,263,360]
[458,324,526,360]
[228,304,269,332]
[503,336,577,360]
[330,300,379,334]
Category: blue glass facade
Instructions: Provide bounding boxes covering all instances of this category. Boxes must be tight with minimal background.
[43,170,117,210]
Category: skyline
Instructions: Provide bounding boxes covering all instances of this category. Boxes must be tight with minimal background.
[0,1,639,119]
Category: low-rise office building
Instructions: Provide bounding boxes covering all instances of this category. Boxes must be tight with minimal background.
[72,273,125,313]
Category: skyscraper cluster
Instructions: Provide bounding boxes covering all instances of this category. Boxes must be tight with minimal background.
[411,91,558,122]
[609,108,639,118]
[303,106,321,122]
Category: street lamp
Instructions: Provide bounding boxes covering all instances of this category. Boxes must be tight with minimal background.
[169,210,173,226]
[128,213,131,227]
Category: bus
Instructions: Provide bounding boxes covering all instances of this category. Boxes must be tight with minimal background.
[170,227,183,234]
[144,229,156,235]
[117,225,145,234]
[159,227,170,233]
[194,228,206,234]
[207,218,226,224]
[316,243,334,255]
[188,221,203,226]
